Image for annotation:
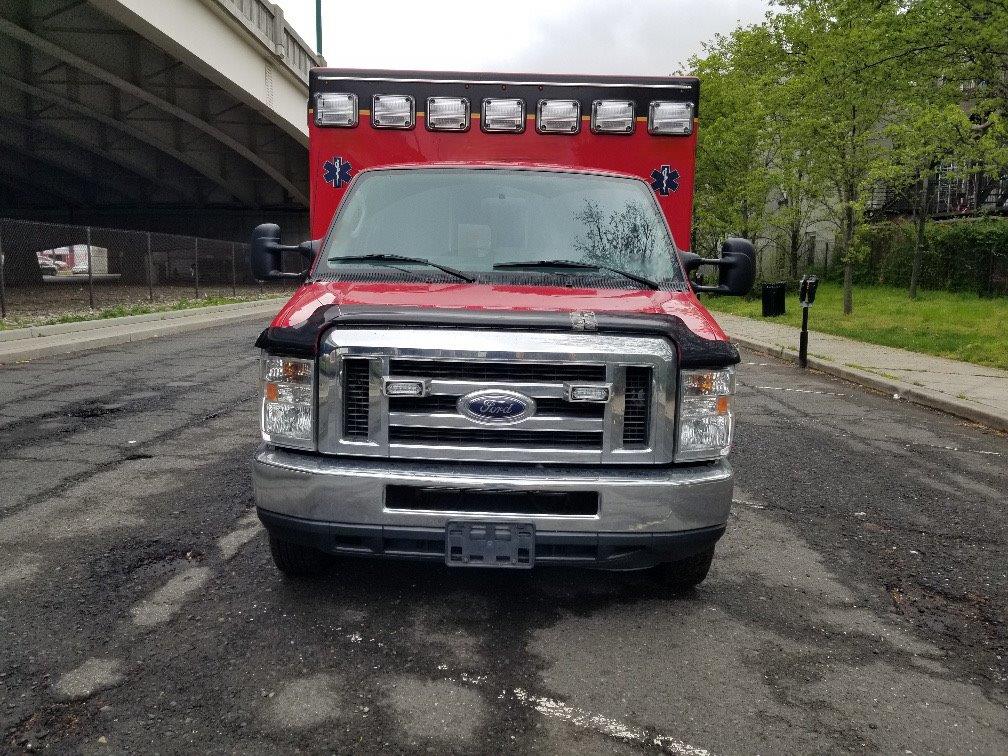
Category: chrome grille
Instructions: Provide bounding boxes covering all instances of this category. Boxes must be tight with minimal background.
[317,329,676,464]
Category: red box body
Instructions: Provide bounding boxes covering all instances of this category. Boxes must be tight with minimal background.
[307,70,699,249]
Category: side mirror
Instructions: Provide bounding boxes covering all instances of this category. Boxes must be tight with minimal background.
[681,237,755,296]
[250,223,316,281]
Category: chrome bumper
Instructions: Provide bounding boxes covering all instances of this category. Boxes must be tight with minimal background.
[253,445,733,534]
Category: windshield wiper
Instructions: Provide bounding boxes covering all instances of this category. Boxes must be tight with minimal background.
[492,259,660,290]
[328,253,475,283]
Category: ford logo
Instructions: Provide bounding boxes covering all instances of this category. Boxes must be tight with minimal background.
[457,390,536,425]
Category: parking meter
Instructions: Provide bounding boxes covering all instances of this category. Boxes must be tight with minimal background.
[799,275,819,307]
[798,275,818,367]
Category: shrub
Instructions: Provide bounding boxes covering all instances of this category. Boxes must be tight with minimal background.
[829,217,1008,296]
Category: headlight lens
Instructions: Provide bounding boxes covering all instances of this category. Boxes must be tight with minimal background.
[261,355,314,448]
[676,367,735,462]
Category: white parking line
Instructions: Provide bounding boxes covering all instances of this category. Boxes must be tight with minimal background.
[743,383,847,397]
[513,688,713,756]
[907,443,1002,456]
[348,632,714,756]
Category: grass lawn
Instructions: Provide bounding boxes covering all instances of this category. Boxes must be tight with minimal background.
[0,293,282,332]
[701,282,1008,371]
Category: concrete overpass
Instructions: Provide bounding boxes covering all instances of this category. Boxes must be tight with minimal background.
[0,0,323,239]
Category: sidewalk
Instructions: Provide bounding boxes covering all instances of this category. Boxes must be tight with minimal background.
[0,298,286,365]
[714,312,1008,433]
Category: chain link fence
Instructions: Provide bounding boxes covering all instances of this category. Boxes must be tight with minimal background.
[0,218,302,322]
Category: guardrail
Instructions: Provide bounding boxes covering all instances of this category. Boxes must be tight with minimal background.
[222,0,325,83]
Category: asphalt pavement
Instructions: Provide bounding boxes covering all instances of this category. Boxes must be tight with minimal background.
[1,320,1005,754]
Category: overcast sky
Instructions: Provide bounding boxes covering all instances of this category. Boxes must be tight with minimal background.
[275,1,771,76]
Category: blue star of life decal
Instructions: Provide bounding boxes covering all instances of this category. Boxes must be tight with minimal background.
[650,165,680,196]
[322,156,353,188]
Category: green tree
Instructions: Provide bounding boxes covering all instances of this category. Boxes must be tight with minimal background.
[691,0,1008,308]
[691,24,781,271]
[870,0,1008,298]
[772,0,913,314]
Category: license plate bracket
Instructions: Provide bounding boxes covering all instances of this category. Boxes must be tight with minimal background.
[445,522,535,568]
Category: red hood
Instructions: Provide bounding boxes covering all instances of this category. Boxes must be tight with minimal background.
[273,281,728,341]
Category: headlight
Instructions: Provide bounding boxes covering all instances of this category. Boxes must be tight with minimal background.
[675,367,734,462]
[261,355,314,449]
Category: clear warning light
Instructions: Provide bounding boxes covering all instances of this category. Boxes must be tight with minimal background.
[314,93,357,127]
[427,97,470,131]
[372,94,415,129]
[537,100,581,134]
[591,100,635,134]
[649,101,694,135]
[481,98,526,133]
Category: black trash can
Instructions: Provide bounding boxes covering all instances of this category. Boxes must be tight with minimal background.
[761,282,786,317]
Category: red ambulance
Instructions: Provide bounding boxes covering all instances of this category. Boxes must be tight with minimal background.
[251,69,754,590]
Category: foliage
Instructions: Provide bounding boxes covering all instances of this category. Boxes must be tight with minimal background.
[690,0,1008,306]
[843,217,1008,296]
[702,281,1008,370]
[692,25,782,259]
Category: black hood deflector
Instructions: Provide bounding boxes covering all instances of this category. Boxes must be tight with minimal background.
[255,304,739,369]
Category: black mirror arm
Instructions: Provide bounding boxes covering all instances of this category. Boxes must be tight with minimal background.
[262,238,316,279]
[267,271,307,280]
[265,239,314,257]
[681,253,735,293]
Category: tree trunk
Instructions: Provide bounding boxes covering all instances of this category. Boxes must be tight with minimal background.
[842,200,855,315]
[909,174,929,300]
[789,222,800,280]
[842,106,857,316]
[843,260,853,315]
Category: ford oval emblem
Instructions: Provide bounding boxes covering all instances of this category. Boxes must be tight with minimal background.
[457,390,536,425]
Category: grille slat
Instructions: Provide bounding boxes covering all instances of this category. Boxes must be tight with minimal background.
[390,359,605,383]
[623,366,652,447]
[389,427,601,449]
[342,359,371,439]
[389,395,605,419]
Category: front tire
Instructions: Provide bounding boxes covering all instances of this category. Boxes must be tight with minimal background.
[649,547,715,593]
[268,534,327,578]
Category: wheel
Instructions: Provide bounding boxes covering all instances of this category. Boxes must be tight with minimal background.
[648,547,715,593]
[268,534,327,578]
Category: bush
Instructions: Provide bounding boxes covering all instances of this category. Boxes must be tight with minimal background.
[826,216,1008,296]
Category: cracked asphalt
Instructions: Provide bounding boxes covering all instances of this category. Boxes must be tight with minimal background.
[1,319,1005,754]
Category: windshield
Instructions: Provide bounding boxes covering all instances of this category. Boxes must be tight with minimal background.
[317,168,684,286]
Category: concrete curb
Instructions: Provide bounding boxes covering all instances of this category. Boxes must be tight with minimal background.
[729,334,1008,434]
[0,298,286,365]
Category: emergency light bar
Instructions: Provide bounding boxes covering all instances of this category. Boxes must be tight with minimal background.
[372,94,414,129]
[481,98,525,133]
[313,87,695,138]
[314,93,357,127]
[426,97,470,131]
[649,101,694,135]
[536,99,581,134]
[591,100,635,134]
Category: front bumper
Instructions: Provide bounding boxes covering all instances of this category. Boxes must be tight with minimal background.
[253,446,733,569]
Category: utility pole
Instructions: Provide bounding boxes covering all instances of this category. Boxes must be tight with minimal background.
[315,0,322,55]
